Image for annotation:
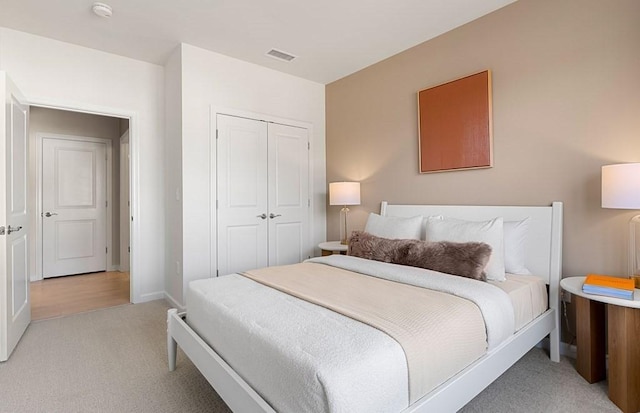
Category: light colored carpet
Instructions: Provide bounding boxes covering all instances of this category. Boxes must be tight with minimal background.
[0,300,622,413]
[0,300,230,413]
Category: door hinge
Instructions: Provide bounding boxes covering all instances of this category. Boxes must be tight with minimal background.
[216,270,219,277]
[0,226,4,235]
[216,129,219,139]
[307,141,310,150]
[128,246,130,253]
[308,199,310,207]
[105,200,108,207]
[216,200,219,209]
[106,247,108,254]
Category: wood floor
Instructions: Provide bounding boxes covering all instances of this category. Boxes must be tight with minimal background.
[31,271,130,321]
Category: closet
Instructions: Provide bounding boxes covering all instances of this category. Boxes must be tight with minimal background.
[216,114,309,276]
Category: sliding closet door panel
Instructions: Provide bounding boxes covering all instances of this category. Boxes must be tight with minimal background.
[268,123,309,266]
[216,115,268,276]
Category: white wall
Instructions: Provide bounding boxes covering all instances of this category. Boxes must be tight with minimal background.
[164,46,184,307]
[0,27,165,303]
[173,43,326,306]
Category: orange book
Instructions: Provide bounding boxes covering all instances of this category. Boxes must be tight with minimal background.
[584,274,635,291]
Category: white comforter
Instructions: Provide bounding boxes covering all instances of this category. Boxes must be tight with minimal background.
[186,256,515,413]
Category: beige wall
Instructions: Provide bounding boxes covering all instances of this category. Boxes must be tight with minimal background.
[326,0,640,277]
[29,107,125,277]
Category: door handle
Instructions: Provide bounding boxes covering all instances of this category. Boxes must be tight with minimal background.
[256,213,267,220]
[8,225,22,234]
[269,213,282,219]
[43,212,59,217]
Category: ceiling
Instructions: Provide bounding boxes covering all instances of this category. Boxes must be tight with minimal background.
[0,0,517,84]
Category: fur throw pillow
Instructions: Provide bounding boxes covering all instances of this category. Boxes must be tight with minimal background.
[348,231,492,281]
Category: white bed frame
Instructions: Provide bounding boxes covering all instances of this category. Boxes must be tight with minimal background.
[167,201,563,413]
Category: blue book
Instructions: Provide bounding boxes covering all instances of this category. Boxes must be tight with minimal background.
[582,284,634,300]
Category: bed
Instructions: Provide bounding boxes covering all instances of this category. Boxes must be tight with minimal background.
[167,201,563,412]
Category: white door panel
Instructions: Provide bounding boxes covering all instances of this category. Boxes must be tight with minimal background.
[225,224,264,274]
[42,138,107,278]
[268,123,309,266]
[0,72,30,361]
[272,222,302,266]
[56,220,97,259]
[217,115,268,276]
[11,236,28,316]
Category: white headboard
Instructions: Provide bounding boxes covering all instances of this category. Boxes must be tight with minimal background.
[380,201,563,286]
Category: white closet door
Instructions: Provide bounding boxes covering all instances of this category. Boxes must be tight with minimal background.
[267,123,309,266]
[216,114,268,276]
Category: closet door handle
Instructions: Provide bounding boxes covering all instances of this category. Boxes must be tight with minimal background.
[44,212,58,217]
[269,213,282,219]
[257,213,267,220]
[8,225,22,234]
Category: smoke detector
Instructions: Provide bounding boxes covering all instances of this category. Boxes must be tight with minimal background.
[92,2,113,18]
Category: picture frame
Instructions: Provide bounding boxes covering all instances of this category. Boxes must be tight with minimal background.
[418,70,493,173]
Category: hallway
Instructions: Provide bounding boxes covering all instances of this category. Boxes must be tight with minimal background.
[31,271,130,321]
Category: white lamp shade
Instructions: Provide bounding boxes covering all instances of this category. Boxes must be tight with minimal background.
[329,182,360,206]
[602,163,640,209]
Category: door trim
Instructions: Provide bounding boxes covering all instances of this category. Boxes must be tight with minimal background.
[209,107,314,277]
[26,98,139,303]
[119,131,130,273]
[34,133,113,281]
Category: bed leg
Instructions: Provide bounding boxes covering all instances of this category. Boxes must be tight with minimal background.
[167,309,178,371]
[550,327,560,362]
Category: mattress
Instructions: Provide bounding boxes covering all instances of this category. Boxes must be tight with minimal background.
[187,273,409,413]
[490,274,548,331]
[186,256,517,413]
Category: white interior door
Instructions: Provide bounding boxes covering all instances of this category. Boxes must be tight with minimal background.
[216,114,268,276]
[267,123,309,266]
[0,72,30,361]
[42,137,107,278]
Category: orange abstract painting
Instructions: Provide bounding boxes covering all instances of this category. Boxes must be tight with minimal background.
[418,71,493,173]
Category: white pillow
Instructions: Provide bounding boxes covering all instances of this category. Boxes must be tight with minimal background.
[504,218,531,275]
[364,213,422,240]
[425,216,506,281]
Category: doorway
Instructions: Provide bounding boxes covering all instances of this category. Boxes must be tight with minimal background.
[28,107,131,316]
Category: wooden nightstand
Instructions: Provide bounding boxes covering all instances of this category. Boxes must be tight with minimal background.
[561,276,640,413]
[319,241,347,256]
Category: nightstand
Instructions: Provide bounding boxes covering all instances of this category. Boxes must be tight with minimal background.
[561,276,640,413]
[319,241,348,256]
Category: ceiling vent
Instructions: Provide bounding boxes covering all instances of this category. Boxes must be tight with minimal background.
[266,49,296,62]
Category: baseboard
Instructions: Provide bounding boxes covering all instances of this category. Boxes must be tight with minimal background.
[164,291,186,312]
[137,291,165,303]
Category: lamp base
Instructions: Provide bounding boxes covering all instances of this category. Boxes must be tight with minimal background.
[339,206,350,245]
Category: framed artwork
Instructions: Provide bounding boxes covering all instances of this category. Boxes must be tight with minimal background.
[418,70,493,173]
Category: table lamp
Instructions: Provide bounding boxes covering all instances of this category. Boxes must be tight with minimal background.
[329,182,361,245]
[602,163,640,286]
